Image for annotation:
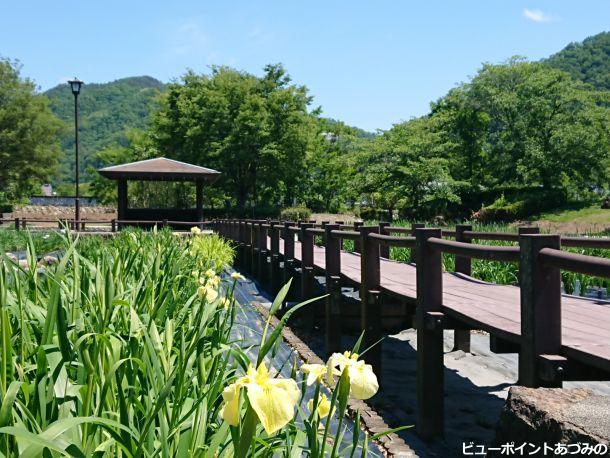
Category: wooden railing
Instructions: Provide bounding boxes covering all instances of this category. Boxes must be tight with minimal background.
[214,218,610,439]
[0,218,214,232]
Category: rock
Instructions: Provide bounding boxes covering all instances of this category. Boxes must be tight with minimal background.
[492,387,610,455]
[432,215,446,226]
[37,255,58,267]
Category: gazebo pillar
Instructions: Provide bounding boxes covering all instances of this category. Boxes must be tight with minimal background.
[117,179,128,223]
[196,180,204,222]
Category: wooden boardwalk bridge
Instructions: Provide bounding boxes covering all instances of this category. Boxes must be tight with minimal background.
[216,220,610,439]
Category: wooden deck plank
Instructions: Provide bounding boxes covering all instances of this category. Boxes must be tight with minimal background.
[274,237,610,370]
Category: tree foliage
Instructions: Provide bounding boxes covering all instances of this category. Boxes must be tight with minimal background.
[73,30,610,222]
[151,64,317,214]
[0,58,62,206]
[83,58,609,222]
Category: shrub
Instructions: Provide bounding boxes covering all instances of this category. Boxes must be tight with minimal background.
[476,196,528,222]
[476,189,567,222]
[280,205,311,221]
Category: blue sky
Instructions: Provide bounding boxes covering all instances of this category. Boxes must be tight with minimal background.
[2,1,609,131]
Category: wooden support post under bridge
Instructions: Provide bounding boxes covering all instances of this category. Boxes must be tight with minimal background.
[360,225,382,374]
[325,223,342,355]
[415,228,444,440]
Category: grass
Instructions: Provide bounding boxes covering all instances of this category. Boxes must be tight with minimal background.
[0,228,396,456]
[536,205,610,224]
[0,229,64,253]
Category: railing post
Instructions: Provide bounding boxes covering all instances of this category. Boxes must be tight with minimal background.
[454,224,472,275]
[300,223,315,303]
[519,234,562,388]
[244,219,254,273]
[250,221,259,276]
[257,221,269,285]
[317,221,329,246]
[325,224,342,355]
[453,224,472,352]
[336,221,344,249]
[518,226,540,236]
[353,221,363,253]
[14,218,20,231]
[237,220,245,270]
[359,225,382,374]
[21,218,26,230]
[111,219,116,233]
[415,228,444,440]
[378,222,391,259]
[283,222,296,297]
[270,222,281,294]
[410,223,425,263]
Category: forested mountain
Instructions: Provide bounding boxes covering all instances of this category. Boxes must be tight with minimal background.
[45,76,164,181]
[546,31,610,90]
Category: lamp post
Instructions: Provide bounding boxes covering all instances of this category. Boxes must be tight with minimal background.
[67,78,83,228]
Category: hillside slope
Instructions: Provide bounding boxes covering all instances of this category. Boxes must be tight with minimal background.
[45,76,164,181]
[546,31,610,90]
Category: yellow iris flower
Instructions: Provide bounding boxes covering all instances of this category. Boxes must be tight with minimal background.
[307,394,334,419]
[199,274,220,288]
[190,226,202,235]
[301,363,338,386]
[207,275,220,288]
[219,297,232,310]
[328,352,379,400]
[197,285,218,302]
[231,272,246,281]
[220,363,300,435]
[204,269,216,278]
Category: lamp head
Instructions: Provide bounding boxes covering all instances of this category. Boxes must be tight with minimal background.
[67,78,84,95]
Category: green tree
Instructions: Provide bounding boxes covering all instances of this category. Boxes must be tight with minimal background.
[432,85,489,185]
[300,118,366,212]
[151,64,316,215]
[0,58,63,205]
[467,59,609,191]
[87,130,154,204]
[352,116,457,218]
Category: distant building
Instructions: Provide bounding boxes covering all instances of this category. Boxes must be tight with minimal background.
[41,184,53,196]
[321,132,339,143]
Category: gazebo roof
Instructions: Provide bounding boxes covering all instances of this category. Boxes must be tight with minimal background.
[98,157,221,181]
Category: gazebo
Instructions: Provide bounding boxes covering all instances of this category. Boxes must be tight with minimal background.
[98,157,220,225]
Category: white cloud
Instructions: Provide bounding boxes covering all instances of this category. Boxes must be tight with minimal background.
[248,26,273,45]
[523,8,553,23]
[171,22,209,56]
[161,19,237,68]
